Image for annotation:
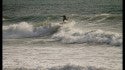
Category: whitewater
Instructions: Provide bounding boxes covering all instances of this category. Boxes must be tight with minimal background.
[3,18,122,46]
[3,18,122,70]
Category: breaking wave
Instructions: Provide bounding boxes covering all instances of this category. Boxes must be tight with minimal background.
[3,21,122,46]
[52,21,122,46]
[3,22,60,38]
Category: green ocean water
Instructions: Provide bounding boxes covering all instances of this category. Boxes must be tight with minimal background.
[3,0,122,23]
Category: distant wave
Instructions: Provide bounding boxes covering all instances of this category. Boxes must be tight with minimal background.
[2,17,9,21]
[86,14,122,23]
[3,14,122,23]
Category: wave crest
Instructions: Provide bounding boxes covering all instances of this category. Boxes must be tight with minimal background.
[3,22,60,38]
[52,23,122,46]
[3,21,122,46]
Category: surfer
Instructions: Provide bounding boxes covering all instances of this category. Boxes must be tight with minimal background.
[62,15,68,23]
[60,15,68,25]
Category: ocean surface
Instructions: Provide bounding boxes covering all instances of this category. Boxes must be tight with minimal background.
[3,0,122,70]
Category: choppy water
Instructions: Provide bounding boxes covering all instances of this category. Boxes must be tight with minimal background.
[3,0,122,70]
[3,0,122,23]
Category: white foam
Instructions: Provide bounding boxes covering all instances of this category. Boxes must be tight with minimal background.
[3,21,122,46]
[52,21,122,46]
[3,22,60,38]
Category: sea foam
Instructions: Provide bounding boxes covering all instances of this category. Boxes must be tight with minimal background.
[3,22,60,38]
[52,21,122,46]
[3,21,122,46]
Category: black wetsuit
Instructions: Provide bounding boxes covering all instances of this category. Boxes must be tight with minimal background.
[62,15,67,22]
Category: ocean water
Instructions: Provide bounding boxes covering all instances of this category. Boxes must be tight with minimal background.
[3,0,122,70]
